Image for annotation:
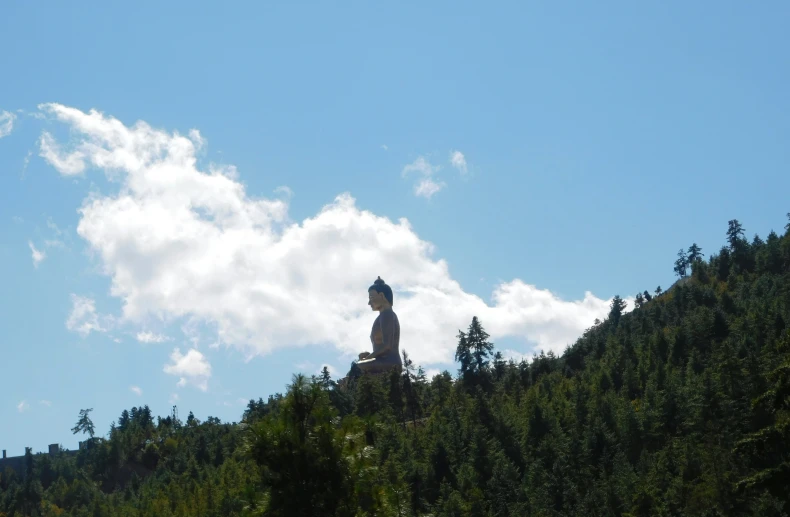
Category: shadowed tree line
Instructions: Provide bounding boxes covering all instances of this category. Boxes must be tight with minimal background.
[1,214,789,516]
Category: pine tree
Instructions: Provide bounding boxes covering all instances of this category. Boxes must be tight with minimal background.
[319,366,333,390]
[467,317,494,374]
[727,219,745,249]
[674,248,689,278]
[455,330,472,378]
[687,242,704,263]
[71,408,95,438]
[609,295,627,325]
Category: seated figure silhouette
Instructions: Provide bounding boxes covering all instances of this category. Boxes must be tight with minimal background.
[357,277,402,375]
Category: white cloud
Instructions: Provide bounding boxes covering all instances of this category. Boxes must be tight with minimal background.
[450,150,468,175]
[12,216,24,224]
[188,129,206,151]
[295,361,315,371]
[0,110,15,138]
[169,393,180,404]
[402,156,445,198]
[163,348,212,391]
[381,144,388,151]
[36,219,68,252]
[500,348,531,364]
[21,150,32,179]
[39,131,86,175]
[130,385,143,396]
[136,331,169,343]
[273,185,293,199]
[17,400,29,413]
[402,156,439,178]
[65,294,106,337]
[414,178,445,199]
[424,368,442,380]
[39,104,623,371]
[46,217,63,236]
[39,400,52,407]
[320,363,339,378]
[28,241,46,267]
[45,239,66,249]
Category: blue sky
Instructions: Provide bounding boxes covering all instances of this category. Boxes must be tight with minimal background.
[1,1,788,456]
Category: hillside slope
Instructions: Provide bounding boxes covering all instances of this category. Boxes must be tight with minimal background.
[1,215,789,517]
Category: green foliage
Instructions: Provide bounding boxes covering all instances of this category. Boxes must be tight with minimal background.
[71,409,95,439]
[2,214,789,516]
[674,248,689,278]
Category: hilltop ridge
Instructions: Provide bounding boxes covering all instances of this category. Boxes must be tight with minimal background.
[1,214,789,517]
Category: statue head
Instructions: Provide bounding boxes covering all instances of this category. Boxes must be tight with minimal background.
[368,276,393,311]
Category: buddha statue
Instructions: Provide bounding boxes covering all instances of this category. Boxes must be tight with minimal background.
[357,277,402,374]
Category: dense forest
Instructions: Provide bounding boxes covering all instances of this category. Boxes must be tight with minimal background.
[2,215,789,516]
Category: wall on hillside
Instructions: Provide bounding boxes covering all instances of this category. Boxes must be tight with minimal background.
[0,444,80,477]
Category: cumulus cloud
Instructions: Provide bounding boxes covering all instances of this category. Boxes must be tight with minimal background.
[17,400,29,413]
[500,349,531,364]
[65,294,107,337]
[130,385,143,396]
[28,241,46,267]
[424,368,442,380]
[163,348,212,391]
[0,110,15,138]
[188,129,206,151]
[39,132,86,175]
[136,331,169,343]
[39,104,621,370]
[450,150,468,175]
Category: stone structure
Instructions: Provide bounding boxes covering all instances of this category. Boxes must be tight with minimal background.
[0,443,81,477]
[356,277,402,375]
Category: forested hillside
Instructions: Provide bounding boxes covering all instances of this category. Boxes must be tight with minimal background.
[2,216,789,517]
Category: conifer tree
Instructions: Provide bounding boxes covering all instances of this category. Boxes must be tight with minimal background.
[674,248,689,278]
[727,219,745,249]
[687,242,704,263]
[71,408,95,439]
[467,317,494,374]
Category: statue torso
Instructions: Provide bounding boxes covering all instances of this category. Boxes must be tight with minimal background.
[371,308,401,365]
